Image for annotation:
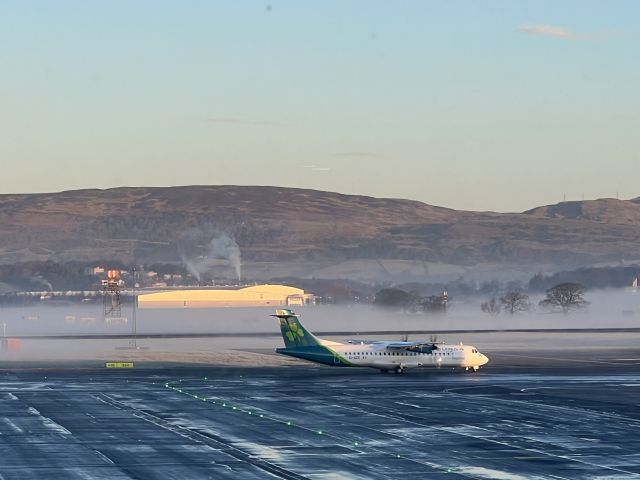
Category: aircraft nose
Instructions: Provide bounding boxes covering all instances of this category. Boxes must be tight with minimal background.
[480,354,489,365]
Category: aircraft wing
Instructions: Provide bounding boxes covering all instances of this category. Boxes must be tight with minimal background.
[385,342,420,349]
[346,340,440,350]
[386,342,439,351]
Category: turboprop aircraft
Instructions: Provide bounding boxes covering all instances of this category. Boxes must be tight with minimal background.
[274,309,489,373]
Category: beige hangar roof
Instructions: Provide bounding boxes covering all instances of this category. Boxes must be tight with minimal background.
[138,284,306,308]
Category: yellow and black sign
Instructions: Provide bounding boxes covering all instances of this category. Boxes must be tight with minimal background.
[105,362,134,369]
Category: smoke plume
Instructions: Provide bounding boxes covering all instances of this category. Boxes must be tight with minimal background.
[32,276,53,291]
[207,234,242,282]
[177,228,242,282]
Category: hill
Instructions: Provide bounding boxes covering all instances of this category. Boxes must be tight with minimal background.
[524,198,640,224]
[0,186,639,281]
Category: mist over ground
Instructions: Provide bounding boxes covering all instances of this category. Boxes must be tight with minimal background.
[2,289,638,336]
[0,289,638,364]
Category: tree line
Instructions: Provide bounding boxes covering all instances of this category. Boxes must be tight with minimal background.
[374,282,590,315]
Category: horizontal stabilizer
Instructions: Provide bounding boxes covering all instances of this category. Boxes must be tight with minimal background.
[271,309,297,319]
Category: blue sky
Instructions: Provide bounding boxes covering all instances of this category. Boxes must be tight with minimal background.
[1,1,638,211]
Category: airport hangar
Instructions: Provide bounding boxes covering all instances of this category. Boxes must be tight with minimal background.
[138,284,315,308]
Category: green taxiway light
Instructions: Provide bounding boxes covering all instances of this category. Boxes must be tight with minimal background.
[204,377,207,380]
[222,403,227,407]
[259,414,264,418]
[396,454,401,459]
[317,430,323,435]
[287,421,292,426]
[232,406,237,410]
[247,411,252,415]
[354,442,359,447]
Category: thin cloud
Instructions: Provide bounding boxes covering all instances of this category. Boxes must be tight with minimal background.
[519,24,576,39]
[332,152,384,159]
[518,24,608,41]
[303,165,331,172]
[204,117,287,126]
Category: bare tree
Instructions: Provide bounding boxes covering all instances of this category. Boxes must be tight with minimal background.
[422,292,448,313]
[538,283,588,314]
[481,297,501,316]
[500,291,531,315]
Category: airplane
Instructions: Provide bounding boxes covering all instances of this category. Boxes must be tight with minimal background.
[273,309,489,373]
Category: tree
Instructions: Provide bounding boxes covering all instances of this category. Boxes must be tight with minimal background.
[421,292,448,313]
[373,288,415,309]
[481,297,501,316]
[538,283,588,314]
[500,291,531,315]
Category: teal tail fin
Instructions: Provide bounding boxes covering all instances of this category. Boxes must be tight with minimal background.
[273,309,321,349]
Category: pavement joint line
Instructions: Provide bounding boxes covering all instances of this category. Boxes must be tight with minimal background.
[162,379,469,475]
[491,352,634,366]
[338,392,640,477]
[442,385,640,425]
[97,392,312,480]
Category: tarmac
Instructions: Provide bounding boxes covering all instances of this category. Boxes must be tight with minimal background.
[1,348,640,479]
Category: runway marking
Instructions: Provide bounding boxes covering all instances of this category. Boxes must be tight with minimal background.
[26,406,72,435]
[93,450,114,465]
[3,417,24,434]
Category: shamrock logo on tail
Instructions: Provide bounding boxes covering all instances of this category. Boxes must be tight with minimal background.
[286,322,305,342]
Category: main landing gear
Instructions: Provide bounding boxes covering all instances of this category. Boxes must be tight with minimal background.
[379,367,406,374]
[465,366,480,372]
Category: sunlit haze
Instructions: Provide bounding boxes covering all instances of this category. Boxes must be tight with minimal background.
[1,1,638,211]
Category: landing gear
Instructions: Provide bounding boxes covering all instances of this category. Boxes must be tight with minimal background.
[465,366,480,373]
[395,367,405,374]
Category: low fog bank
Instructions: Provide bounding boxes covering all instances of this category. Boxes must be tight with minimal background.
[0,289,637,337]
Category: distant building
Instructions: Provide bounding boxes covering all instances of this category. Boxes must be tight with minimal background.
[138,284,316,309]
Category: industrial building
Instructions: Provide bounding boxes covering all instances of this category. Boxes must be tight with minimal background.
[138,284,315,309]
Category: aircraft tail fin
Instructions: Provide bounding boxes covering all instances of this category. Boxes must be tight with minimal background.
[273,309,321,349]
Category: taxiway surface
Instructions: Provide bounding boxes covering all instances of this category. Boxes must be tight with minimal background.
[1,350,640,479]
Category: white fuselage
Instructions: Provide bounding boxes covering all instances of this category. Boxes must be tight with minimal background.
[326,341,489,371]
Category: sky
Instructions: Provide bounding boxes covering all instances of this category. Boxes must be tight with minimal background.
[1,1,638,212]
